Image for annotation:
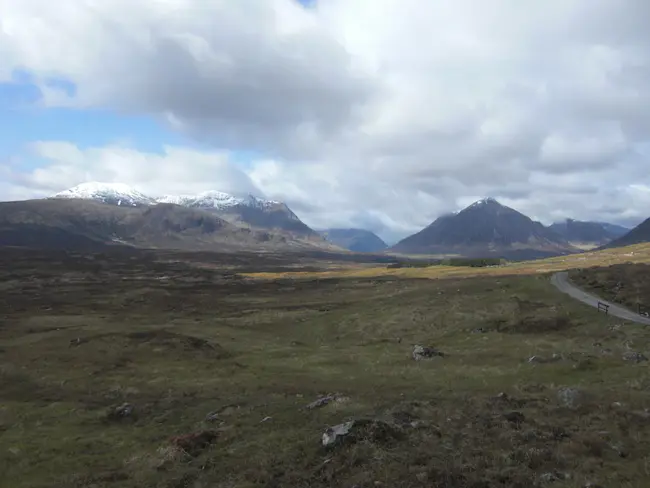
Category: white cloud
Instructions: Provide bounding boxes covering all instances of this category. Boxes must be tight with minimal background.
[1,0,650,241]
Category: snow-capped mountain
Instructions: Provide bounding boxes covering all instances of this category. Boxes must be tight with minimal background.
[48,183,315,236]
[51,182,155,207]
[156,191,280,210]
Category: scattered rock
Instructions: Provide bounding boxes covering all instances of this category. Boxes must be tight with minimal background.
[471,327,488,334]
[322,418,404,448]
[322,421,355,447]
[610,442,628,458]
[306,395,336,410]
[412,345,445,361]
[528,354,562,364]
[609,323,623,331]
[204,411,222,423]
[583,482,604,488]
[107,403,135,421]
[170,430,218,456]
[622,351,648,363]
[557,387,584,409]
[539,471,570,483]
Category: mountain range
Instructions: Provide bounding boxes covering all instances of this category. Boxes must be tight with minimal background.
[0,182,646,259]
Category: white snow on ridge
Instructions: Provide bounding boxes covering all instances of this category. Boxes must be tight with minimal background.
[51,182,155,206]
[156,190,281,209]
[50,182,282,210]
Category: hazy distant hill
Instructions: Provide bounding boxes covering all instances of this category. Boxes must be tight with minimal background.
[320,228,387,252]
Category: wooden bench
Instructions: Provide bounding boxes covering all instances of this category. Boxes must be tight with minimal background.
[597,302,610,315]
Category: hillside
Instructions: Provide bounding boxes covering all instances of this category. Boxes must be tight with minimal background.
[604,217,650,249]
[0,199,335,252]
[390,198,576,259]
[156,190,317,237]
[548,219,628,248]
[320,228,387,252]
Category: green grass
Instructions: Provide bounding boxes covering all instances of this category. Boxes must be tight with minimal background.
[2,248,650,487]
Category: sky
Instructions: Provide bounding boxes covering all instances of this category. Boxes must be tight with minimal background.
[1,0,650,243]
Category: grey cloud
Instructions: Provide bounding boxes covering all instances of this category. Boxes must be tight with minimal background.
[2,0,650,236]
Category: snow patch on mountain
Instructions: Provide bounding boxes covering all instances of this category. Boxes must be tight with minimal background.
[51,182,155,206]
[156,191,281,210]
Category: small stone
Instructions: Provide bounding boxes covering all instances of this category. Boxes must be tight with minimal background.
[205,411,221,422]
[306,395,336,410]
[557,387,583,409]
[108,402,135,420]
[622,351,648,363]
[412,345,445,361]
[322,421,355,447]
[415,472,428,482]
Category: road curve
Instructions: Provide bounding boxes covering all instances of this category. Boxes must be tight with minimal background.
[551,272,650,326]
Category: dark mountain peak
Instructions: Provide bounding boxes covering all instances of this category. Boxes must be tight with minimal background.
[390,199,574,259]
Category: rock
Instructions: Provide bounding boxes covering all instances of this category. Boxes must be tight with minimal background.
[471,327,487,334]
[170,430,218,456]
[557,387,584,408]
[322,418,404,447]
[204,411,222,423]
[306,395,336,410]
[107,403,135,421]
[322,421,355,447]
[412,345,445,361]
[622,351,648,363]
[539,471,570,483]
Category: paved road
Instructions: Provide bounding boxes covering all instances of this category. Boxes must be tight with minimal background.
[551,272,650,325]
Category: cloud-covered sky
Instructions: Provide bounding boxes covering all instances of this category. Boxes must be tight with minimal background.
[2,0,650,243]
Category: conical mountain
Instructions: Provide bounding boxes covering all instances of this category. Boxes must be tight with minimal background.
[390,198,576,259]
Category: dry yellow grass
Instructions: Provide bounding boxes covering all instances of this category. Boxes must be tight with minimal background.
[243,242,650,280]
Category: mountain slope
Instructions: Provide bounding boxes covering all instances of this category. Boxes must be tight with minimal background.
[156,191,316,236]
[604,218,650,249]
[320,228,387,253]
[548,219,629,249]
[0,199,335,252]
[390,198,576,259]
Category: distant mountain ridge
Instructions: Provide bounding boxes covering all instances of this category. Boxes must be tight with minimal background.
[548,219,629,249]
[602,217,650,249]
[320,228,387,253]
[391,198,576,259]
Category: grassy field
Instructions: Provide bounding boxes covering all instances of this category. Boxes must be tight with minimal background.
[243,243,650,281]
[570,263,650,313]
[2,246,650,487]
